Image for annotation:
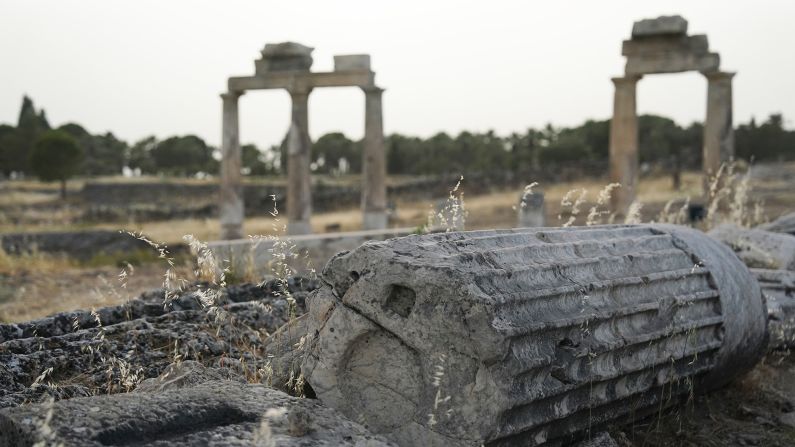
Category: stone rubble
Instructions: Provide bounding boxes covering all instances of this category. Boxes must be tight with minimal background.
[0,277,318,409]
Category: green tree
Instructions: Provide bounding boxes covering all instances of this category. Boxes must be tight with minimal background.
[127,136,157,175]
[60,123,127,176]
[3,96,51,175]
[149,135,216,176]
[29,130,84,198]
[241,143,275,176]
[312,132,359,174]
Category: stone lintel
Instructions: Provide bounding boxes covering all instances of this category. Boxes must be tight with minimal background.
[622,34,709,57]
[228,71,376,92]
[625,51,719,75]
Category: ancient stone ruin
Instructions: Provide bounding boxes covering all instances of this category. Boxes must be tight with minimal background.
[609,15,735,213]
[220,42,387,238]
[303,225,768,446]
[4,221,795,446]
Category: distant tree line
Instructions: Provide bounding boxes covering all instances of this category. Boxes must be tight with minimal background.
[1,96,793,185]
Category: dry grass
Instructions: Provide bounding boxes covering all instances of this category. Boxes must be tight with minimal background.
[0,259,192,323]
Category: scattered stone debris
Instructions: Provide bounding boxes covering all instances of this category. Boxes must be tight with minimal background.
[0,276,319,409]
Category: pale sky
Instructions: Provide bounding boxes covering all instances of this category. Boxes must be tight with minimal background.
[1,1,794,150]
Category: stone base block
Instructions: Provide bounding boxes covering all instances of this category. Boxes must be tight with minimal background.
[362,211,388,230]
[287,220,312,236]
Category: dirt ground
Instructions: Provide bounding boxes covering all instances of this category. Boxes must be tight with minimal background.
[0,260,193,323]
[610,352,795,447]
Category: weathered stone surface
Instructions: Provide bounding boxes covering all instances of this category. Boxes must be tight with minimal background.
[625,51,719,76]
[0,278,318,409]
[573,432,618,447]
[759,212,795,236]
[752,269,795,349]
[631,15,688,38]
[622,34,708,57]
[133,360,245,393]
[303,225,767,446]
[255,42,314,73]
[0,380,394,446]
[709,224,795,271]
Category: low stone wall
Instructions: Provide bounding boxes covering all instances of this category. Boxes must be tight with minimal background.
[0,230,154,261]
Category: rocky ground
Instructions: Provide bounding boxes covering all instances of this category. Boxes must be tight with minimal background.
[0,276,318,409]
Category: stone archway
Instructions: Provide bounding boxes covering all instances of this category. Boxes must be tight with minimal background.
[609,16,735,214]
[219,42,387,239]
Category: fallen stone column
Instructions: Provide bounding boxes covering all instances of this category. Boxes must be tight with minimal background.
[708,224,795,271]
[753,269,795,349]
[758,211,795,237]
[302,225,768,446]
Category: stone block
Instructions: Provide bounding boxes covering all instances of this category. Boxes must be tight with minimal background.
[625,51,719,75]
[256,42,314,74]
[631,15,688,38]
[334,54,371,71]
[622,34,709,57]
[302,225,767,446]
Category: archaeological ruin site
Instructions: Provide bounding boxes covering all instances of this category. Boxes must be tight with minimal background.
[2,11,795,447]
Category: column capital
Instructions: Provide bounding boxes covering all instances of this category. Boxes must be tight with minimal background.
[220,91,244,100]
[287,85,313,98]
[362,85,385,94]
[611,75,642,85]
[703,71,736,81]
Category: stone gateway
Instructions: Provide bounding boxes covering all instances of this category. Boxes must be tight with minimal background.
[609,16,735,214]
[219,42,388,238]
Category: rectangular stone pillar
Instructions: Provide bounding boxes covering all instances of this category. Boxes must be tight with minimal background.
[517,190,545,228]
[219,91,244,240]
[608,75,641,216]
[287,88,313,235]
[361,87,388,230]
[703,71,735,190]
